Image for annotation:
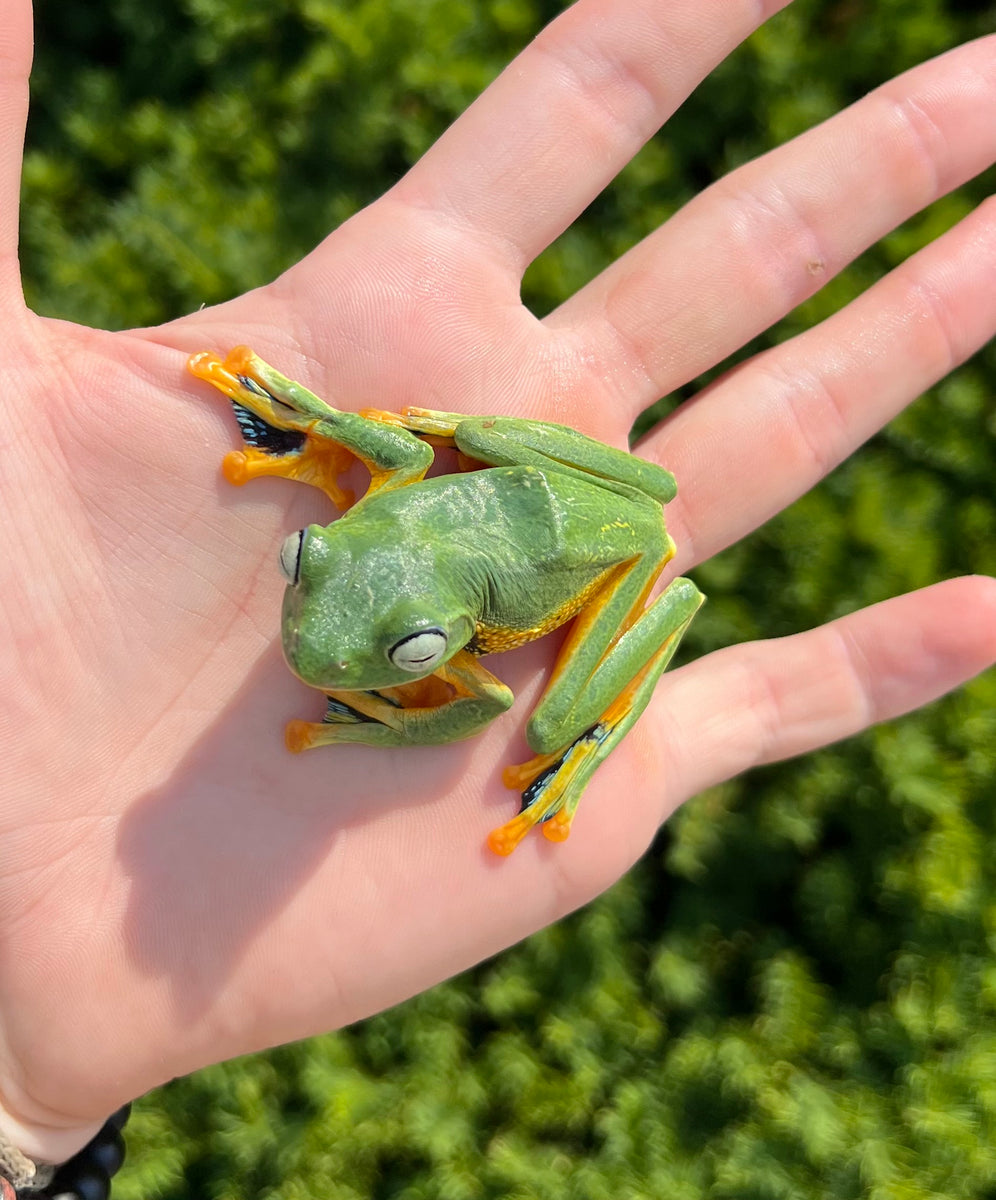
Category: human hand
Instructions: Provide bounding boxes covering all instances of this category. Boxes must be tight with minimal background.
[1,0,994,1167]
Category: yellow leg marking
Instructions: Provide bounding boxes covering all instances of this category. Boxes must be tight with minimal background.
[398,407,463,439]
[376,674,456,710]
[541,563,632,692]
[496,625,676,850]
[359,406,464,443]
[352,445,432,497]
[490,735,597,853]
[597,651,660,732]
[359,408,453,446]
[358,407,407,428]
[285,688,407,752]
[504,597,657,801]
[498,566,652,793]
[487,783,567,855]
[502,750,561,792]
[487,763,576,854]
[364,465,401,497]
[284,712,395,751]
[541,544,674,695]
[360,408,467,455]
[286,657,502,755]
[357,408,483,476]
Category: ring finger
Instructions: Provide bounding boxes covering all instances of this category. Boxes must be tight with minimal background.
[649,195,996,573]
[548,34,996,417]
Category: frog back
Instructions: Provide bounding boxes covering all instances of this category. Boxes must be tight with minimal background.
[342,463,667,650]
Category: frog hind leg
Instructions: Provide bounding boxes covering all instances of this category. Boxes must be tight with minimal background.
[188,347,433,507]
[223,416,357,509]
[188,348,358,507]
[487,576,703,855]
[359,409,678,506]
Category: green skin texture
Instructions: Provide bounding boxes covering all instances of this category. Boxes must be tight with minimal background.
[191,349,704,847]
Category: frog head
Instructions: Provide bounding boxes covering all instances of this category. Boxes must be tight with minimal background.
[278,524,476,690]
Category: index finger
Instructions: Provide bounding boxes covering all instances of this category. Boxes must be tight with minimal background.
[389,0,792,274]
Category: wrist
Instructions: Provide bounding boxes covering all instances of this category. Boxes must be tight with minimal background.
[0,1109,100,1190]
[0,1110,102,1168]
[0,1106,131,1197]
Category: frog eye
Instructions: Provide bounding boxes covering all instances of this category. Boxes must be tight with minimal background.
[389,629,448,673]
[278,530,305,586]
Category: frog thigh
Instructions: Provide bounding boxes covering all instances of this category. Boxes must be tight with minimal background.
[523,527,672,755]
[527,570,701,753]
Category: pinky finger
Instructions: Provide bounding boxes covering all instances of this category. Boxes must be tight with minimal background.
[652,575,996,807]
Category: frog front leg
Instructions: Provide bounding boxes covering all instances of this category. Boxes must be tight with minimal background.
[188,347,433,507]
[284,651,513,751]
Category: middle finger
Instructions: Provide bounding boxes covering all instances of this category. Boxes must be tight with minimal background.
[648,195,996,574]
[389,0,792,273]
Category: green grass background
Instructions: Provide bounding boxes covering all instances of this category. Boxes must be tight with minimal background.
[21,0,996,1196]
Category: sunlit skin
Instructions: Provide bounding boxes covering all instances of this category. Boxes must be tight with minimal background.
[1,0,994,1169]
[188,346,705,855]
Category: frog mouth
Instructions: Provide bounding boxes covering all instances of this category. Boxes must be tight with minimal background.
[281,632,354,689]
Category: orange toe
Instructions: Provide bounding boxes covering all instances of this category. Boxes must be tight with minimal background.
[486,812,535,856]
[284,720,313,753]
[541,812,572,843]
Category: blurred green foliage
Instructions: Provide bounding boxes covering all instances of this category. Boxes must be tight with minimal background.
[22,0,996,1195]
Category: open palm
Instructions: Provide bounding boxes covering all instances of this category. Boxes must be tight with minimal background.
[2,0,994,1162]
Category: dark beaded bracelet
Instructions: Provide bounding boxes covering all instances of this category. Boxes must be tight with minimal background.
[6,1106,131,1200]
